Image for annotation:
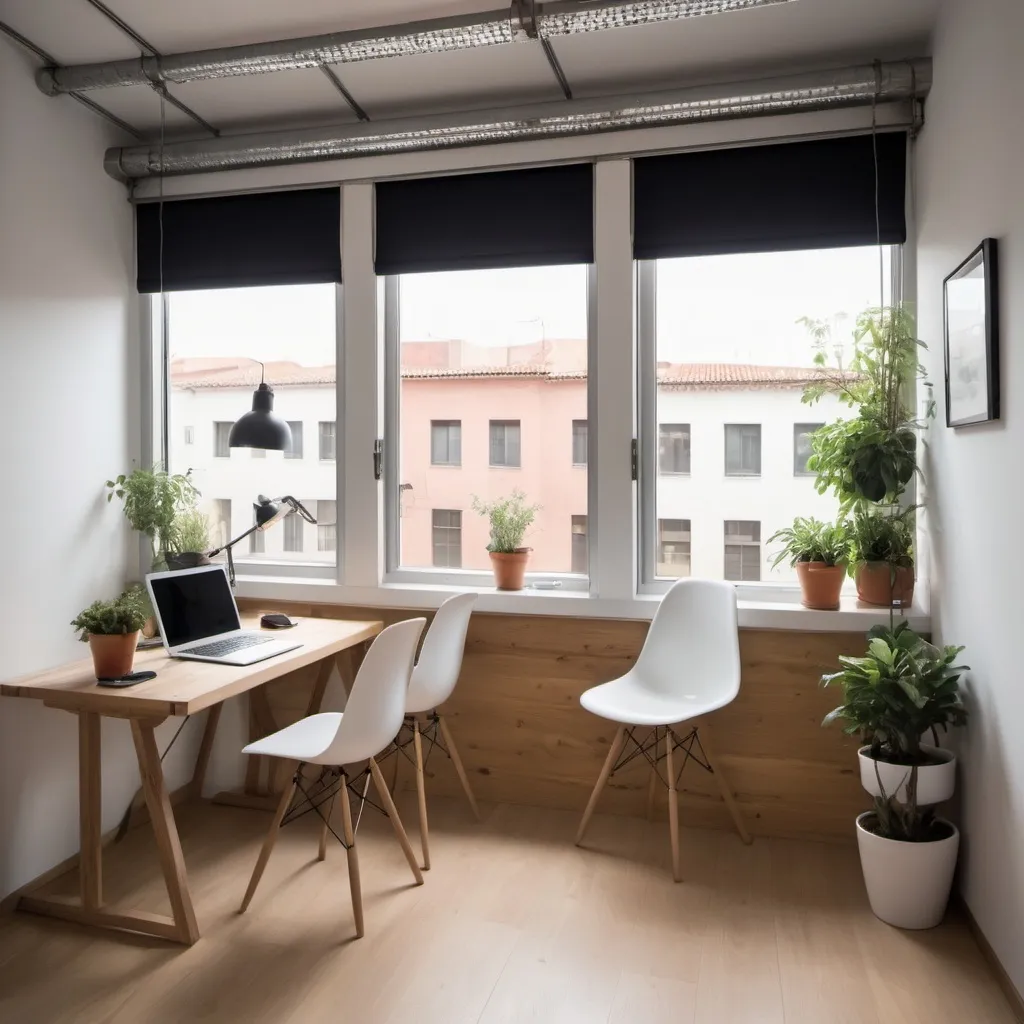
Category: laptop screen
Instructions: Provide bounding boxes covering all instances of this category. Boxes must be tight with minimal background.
[150,567,241,648]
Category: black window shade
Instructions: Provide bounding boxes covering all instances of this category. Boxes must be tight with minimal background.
[374,163,594,275]
[633,133,907,260]
[136,187,341,293]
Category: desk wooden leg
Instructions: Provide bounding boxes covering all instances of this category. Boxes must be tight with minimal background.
[189,703,222,800]
[79,713,102,910]
[131,719,200,945]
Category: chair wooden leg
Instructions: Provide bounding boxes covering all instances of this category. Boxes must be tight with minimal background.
[665,729,681,883]
[388,736,401,797]
[575,725,625,846]
[239,774,297,913]
[338,774,364,939]
[438,715,480,821]
[368,757,424,886]
[412,719,431,870]
[646,746,659,822]
[318,791,336,862]
[697,723,752,845]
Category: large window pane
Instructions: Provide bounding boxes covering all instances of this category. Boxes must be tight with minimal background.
[167,284,336,566]
[396,265,588,574]
[571,514,588,574]
[651,246,891,582]
[432,509,462,567]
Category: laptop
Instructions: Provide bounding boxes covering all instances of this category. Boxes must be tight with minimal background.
[146,564,302,666]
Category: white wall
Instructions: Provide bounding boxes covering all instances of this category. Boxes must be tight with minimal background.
[915,0,1024,995]
[0,38,201,899]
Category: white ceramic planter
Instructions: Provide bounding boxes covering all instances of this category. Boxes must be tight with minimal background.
[856,812,959,929]
[858,745,956,805]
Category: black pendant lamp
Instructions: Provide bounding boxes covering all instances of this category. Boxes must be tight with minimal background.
[228,361,292,451]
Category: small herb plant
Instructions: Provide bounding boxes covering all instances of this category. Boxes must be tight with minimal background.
[471,490,541,553]
[768,517,849,569]
[107,466,198,566]
[849,505,915,568]
[71,587,149,640]
[170,508,211,555]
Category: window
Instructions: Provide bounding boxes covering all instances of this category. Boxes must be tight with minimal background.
[657,519,691,578]
[317,499,337,552]
[641,246,893,585]
[285,421,304,460]
[431,509,462,567]
[166,284,337,569]
[659,424,690,474]
[572,420,588,467]
[319,421,336,461]
[183,426,194,445]
[724,424,761,476]
[390,265,588,576]
[571,515,588,574]
[489,420,521,468]
[793,422,822,476]
[283,512,304,552]
[213,422,232,458]
[724,520,761,581]
[431,421,461,466]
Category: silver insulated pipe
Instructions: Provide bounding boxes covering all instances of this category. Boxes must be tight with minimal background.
[105,60,929,182]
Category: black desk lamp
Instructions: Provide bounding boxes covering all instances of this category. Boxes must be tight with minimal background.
[207,495,317,585]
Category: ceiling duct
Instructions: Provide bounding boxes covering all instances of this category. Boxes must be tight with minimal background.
[39,0,795,94]
[106,60,927,182]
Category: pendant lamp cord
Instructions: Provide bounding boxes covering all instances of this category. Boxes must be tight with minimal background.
[871,58,883,309]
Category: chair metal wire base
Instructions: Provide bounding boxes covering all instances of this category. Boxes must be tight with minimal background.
[612,725,713,790]
[281,765,383,850]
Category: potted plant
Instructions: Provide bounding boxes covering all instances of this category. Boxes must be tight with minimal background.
[822,622,968,928]
[71,586,150,679]
[472,490,540,591]
[849,505,915,607]
[166,508,212,571]
[768,516,849,610]
[107,466,198,569]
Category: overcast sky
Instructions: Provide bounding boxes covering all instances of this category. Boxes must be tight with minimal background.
[167,245,890,368]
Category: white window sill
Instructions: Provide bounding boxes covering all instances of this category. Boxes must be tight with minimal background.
[233,575,930,633]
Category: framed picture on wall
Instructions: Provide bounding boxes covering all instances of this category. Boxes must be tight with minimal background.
[943,238,999,427]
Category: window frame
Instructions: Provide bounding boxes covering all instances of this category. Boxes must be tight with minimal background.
[793,422,823,476]
[430,419,462,467]
[382,269,596,591]
[284,420,304,460]
[488,419,522,468]
[658,422,691,475]
[723,423,762,477]
[431,508,463,568]
[571,419,588,467]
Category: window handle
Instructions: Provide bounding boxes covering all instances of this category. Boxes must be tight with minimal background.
[373,438,383,481]
[631,438,638,482]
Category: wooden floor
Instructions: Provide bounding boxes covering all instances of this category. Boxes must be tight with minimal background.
[0,796,1014,1024]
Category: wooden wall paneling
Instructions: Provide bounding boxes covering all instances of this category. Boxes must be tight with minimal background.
[239,600,873,841]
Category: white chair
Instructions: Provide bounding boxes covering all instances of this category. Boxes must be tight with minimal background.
[238,618,427,939]
[391,593,479,870]
[575,579,751,881]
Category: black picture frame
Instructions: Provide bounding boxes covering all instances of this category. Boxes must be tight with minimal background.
[943,238,1000,427]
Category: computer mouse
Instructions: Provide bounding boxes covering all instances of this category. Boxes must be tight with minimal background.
[260,613,297,629]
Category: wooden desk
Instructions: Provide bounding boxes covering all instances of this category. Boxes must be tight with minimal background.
[0,616,382,945]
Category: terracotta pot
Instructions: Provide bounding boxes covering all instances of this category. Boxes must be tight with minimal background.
[856,563,915,607]
[794,561,846,610]
[88,632,140,679]
[489,549,531,591]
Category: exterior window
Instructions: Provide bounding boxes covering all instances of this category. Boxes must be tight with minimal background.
[283,512,304,552]
[659,423,690,474]
[210,499,231,549]
[724,520,761,581]
[319,421,336,461]
[251,447,265,459]
[571,515,588,574]
[724,424,761,476]
[657,519,691,578]
[794,422,822,475]
[249,528,265,553]
[285,421,304,460]
[572,420,588,467]
[431,421,462,466]
[316,499,337,552]
[184,426,195,445]
[431,509,462,568]
[489,420,521,468]
[213,422,232,458]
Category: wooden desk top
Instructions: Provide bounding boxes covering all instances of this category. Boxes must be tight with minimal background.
[0,617,382,719]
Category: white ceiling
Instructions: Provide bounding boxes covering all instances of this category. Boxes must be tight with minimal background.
[0,0,938,139]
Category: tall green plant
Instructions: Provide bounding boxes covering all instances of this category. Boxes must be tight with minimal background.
[107,466,198,566]
[471,490,540,553]
[850,505,915,568]
[768,517,849,569]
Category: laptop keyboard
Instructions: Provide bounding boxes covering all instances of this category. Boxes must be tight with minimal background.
[184,635,272,658]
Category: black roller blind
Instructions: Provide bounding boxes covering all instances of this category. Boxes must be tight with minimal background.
[374,163,594,275]
[136,187,341,293]
[634,133,907,260]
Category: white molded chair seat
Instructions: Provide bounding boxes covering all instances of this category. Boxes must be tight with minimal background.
[243,712,344,764]
[579,671,734,727]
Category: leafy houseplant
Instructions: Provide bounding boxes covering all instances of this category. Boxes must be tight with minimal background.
[768,517,849,610]
[107,466,199,569]
[71,586,150,679]
[471,490,541,591]
[800,306,930,510]
[849,505,916,607]
[821,621,969,928]
[166,508,212,570]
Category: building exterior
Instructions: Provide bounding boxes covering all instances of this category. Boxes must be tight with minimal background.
[169,344,849,582]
